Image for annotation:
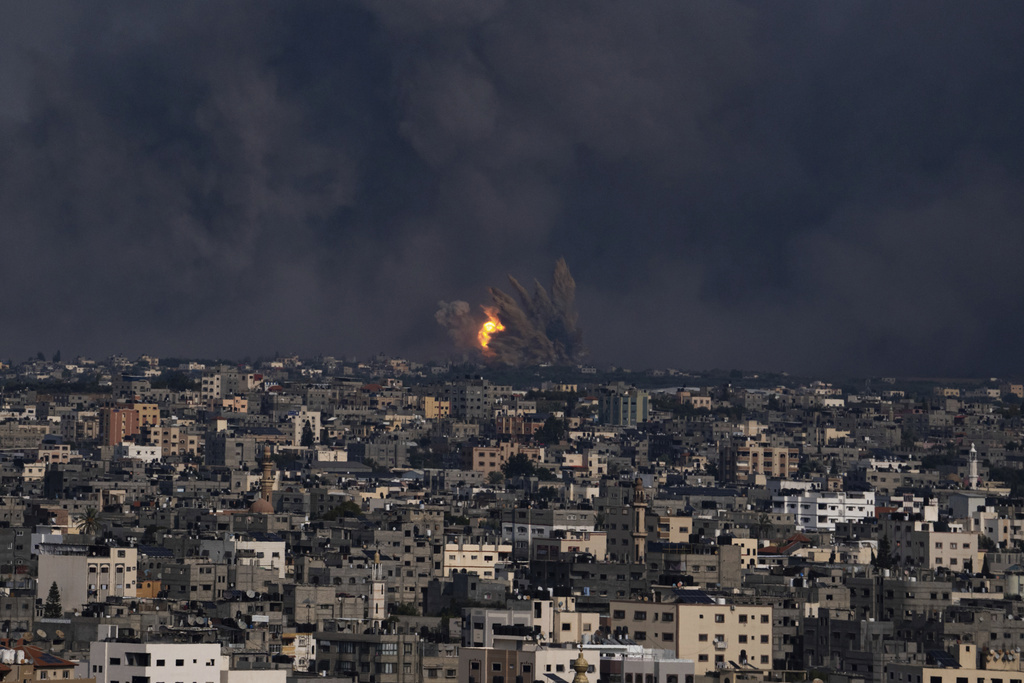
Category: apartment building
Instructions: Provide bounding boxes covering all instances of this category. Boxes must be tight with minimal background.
[771,490,876,532]
[88,642,222,683]
[443,539,512,578]
[609,595,773,675]
[36,544,138,611]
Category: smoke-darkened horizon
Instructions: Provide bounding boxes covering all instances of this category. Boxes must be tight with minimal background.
[2,2,1024,376]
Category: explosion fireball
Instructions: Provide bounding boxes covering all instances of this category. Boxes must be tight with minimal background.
[477,308,505,355]
[436,258,585,366]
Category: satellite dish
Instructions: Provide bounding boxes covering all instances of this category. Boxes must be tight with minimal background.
[55,630,65,640]
[21,632,32,642]
[36,629,47,639]
[187,616,195,626]
[246,590,256,599]
[196,617,206,625]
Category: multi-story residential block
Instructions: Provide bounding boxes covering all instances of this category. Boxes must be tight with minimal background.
[772,490,876,532]
[881,518,980,571]
[99,408,140,447]
[442,539,511,579]
[609,595,773,674]
[599,384,650,427]
[36,544,138,611]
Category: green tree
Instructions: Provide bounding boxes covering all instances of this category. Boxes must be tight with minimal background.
[44,581,62,618]
[534,417,566,445]
[75,507,102,536]
[300,420,315,448]
[873,534,896,570]
[754,513,775,542]
[487,471,504,487]
[501,453,536,479]
[52,350,61,363]
[320,500,363,520]
[389,602,419,616]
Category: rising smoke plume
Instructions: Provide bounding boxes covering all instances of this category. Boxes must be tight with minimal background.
[437,258,585,365]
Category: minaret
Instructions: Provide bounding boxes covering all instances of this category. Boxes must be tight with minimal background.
[631,478,647,564]
[248,444,276,514]
[369,550,386,632]
[261,444,275,502]
[969,443,979,490]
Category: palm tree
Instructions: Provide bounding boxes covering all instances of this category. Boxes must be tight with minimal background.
[75,506,102,536]
[754,513,775,542]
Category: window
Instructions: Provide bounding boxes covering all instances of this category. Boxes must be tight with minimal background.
[663,633,674,642]
[662,612,674,622]
[698,655,708,662]
[635,632,646,641]
[761,635,769,643]
[760,656,769,665]
[761,615,770,623]
[739,635,748,643]
[699,634,708,642]
[715,614,725,623]
[739,614,747,624]
[156,661,165,667]
[110,659,121,666]
[175,661,184,667]
[634,611,647,621]
[613,610,625,619]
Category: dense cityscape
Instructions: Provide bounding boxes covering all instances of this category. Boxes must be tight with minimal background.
[0,352,1023,683]
[4,5,1024,683]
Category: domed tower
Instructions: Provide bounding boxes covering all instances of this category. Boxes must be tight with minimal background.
[249,443,275,514]
[571,649,590,683]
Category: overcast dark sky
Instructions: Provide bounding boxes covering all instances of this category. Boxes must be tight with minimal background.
[2,1,1023,376]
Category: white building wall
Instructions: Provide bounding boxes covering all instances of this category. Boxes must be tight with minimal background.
[89,642,223,683]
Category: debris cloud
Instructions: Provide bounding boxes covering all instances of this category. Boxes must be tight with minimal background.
[437,258,585,365]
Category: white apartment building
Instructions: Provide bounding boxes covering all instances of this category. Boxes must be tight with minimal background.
[114,443,162,462]
[771,490,876,532]
[86,641,287,683]
[200,533,287,579]
[89,642,223,683]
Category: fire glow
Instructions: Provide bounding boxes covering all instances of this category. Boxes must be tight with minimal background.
[477,308,505,354]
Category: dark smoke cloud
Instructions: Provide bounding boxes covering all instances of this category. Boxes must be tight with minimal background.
[1,2,1023,376]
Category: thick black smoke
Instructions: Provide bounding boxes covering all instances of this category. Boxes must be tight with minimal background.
[2,3,1024,375]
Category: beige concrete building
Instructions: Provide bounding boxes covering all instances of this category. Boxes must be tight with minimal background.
[148,421,201,458]
[470,443,544,475]
[610,598,772,674]
[882,518,980,570]
[531,529,607,562]
[36,544,138,611]
[128,402,160,427]
[422,396,450,420]
[443,540,512,579]
[647,511,694,544]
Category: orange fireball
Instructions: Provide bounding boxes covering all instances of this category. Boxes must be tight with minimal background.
[477,308,505,354]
